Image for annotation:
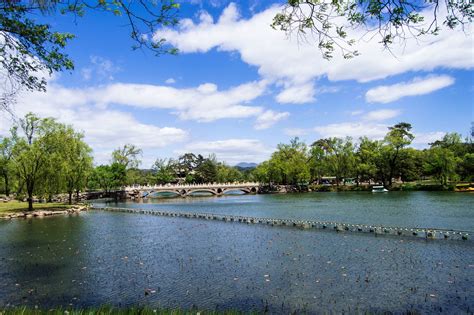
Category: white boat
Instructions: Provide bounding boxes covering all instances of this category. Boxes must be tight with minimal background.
[372,185,388,192]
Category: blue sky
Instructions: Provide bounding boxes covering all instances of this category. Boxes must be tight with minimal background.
[0,0,472,167]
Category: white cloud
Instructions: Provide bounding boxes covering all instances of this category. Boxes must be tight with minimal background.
[94,80,268,122]
[276,83,315,104]
[0,85,189,165]
[364,109,401,121]
[155,4,472,103]
[165,78,176,84]
[366,75,455,103]
[81,56,120,81]
[254,110,289,130]
[284,128,310,137]
[314,122,389,139]
[412,131,446,146]
[177,139,273,164]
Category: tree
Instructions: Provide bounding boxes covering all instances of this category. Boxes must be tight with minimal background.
[195,155,218,183]
[383,122,414,186]
[1,0,180,106]
[92,163,126,193]
[153,158,176,184]
[266,138,310,185]
[62,132,93,204]
[112,144,142,169]
[11,113,66,210]
[311,137,355,185]
[424,147,459,185]
[355,137,381,185]
[273,0,472,59]
[0,127,17,196]
[216,163,243,183]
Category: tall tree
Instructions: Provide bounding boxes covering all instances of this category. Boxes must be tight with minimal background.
[62,132,93,204]
[0,127,17,196]
[311,137,355,186]
[112,144,142,169]
[11,113,66,210]
[383,122,414,186]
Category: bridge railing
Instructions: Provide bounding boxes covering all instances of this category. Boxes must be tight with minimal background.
[124,182,261,191]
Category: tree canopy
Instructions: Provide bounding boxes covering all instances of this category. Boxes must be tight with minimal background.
[273,0,473,59]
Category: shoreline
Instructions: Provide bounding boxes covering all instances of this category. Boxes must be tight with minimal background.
[0,204,89,220]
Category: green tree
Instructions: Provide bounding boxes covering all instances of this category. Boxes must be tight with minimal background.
[112,144,142,169]
[92,163,126,193]
[383,122,414,186]
[355,137,381,185]
[153,158,177,184]
[268,138,310,185]
[424,147,459,185]
[216,163,243,183]
[0,128,17,196]
[11,113,67,210]
[273,0,472,59]
[62,132,93,204]
[195,155,218,183]
[311,137,355,186]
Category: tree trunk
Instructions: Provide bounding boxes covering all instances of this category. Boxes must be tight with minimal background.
[4,174,9,196]
[27,180,34,211]
[68,191,73,205]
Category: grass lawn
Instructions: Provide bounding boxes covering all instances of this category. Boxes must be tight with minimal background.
[0,200,70,214]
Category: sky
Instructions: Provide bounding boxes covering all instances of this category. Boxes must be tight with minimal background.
[0,0,473,167]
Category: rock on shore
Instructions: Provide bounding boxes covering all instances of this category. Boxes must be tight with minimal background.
[0,204,89,220]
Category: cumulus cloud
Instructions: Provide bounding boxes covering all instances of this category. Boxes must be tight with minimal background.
[0,85,188,165]
[365,75,455,103]
[363,109,401,121]
[276,83,315,104]
[254,110,289,130]
[284,128,310,137]
[93,80,269,122]
[177,139,273,164]
[314,122,389,139]
[165,78,176,84]
[155,4,472,103]
[5,79,288,128]
[81,56,120,81]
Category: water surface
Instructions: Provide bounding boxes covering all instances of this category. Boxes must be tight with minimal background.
[0,192,473,313]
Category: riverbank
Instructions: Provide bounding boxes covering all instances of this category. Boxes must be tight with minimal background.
[0,201,89,220]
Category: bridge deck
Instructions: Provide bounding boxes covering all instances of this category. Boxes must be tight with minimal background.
[91,206,471,242]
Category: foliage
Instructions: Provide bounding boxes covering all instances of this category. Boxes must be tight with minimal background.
[0,127,17,196]
[273,0,473,59]
[253,122,471,187]
[90,163,126,193]
[9,113,92,210]
[112,144,142,169]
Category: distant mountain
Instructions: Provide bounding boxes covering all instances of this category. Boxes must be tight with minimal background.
[234,162,258,169]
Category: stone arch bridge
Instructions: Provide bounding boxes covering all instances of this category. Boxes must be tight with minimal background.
[125,182,260,198]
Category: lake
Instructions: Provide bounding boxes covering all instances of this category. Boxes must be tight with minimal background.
[0,191,473,313]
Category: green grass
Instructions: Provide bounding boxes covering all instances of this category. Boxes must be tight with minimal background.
[0,200,71,213]
[0,307,252,315]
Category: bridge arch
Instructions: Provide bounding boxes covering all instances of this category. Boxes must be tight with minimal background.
[185,189,219,196]
[147,190,182,197]
[222,188,251,195]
